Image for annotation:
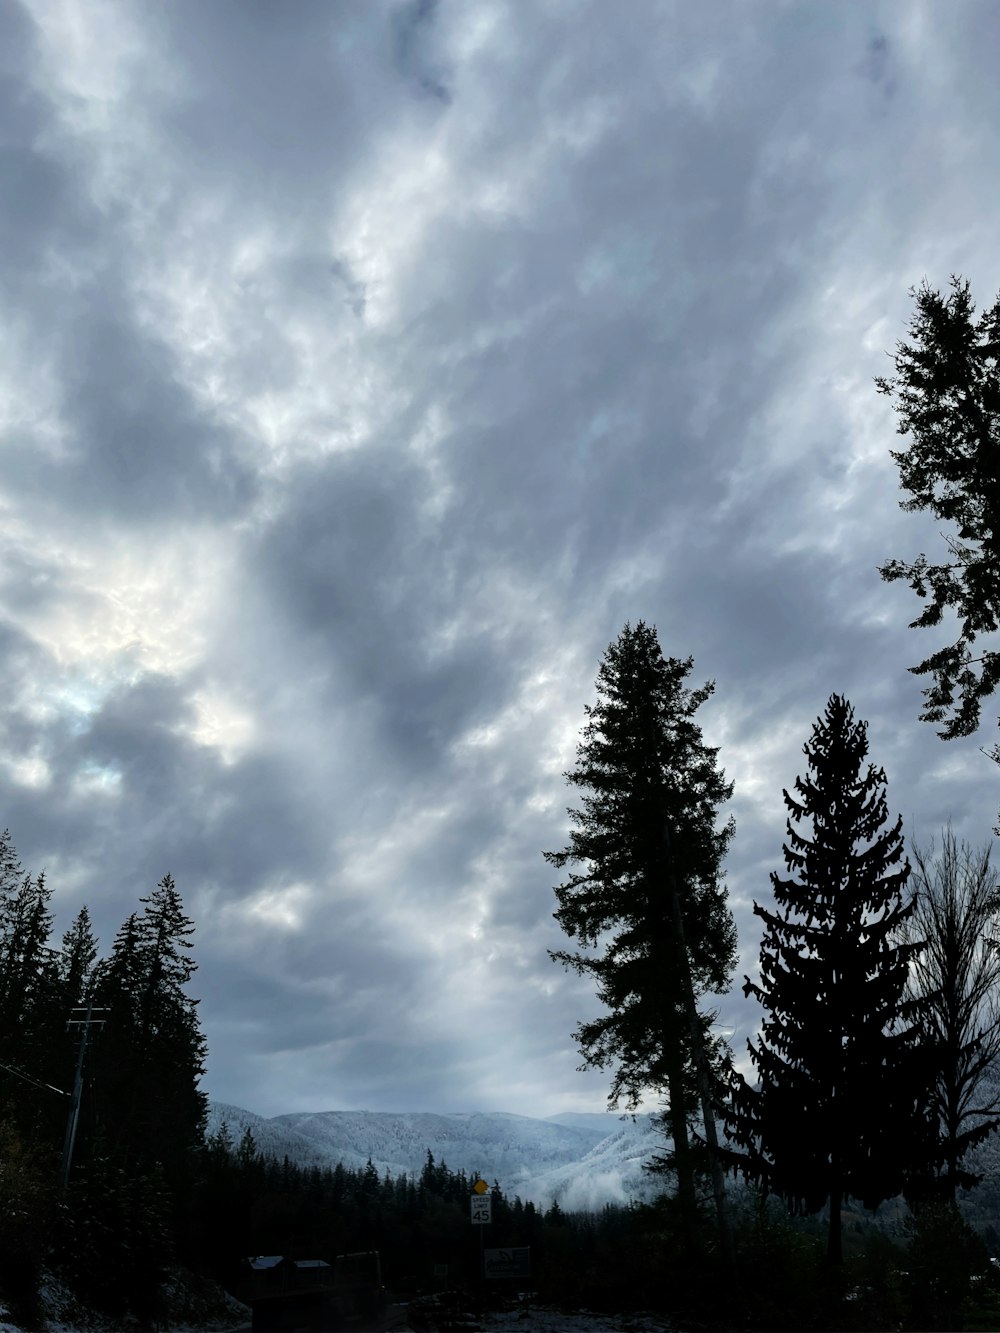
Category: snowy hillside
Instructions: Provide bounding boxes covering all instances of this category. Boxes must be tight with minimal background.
[207,1102,664,1208]
[529,1118,666,1210]
[209,1094,1000,1224]
[207,1101,333,1168]
[546,1111,644,1135]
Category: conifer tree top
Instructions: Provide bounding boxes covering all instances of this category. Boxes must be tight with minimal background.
[723,693,931,1259]
[545,621,737,1113]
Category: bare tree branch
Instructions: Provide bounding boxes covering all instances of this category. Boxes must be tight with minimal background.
[900,823,1000,1198]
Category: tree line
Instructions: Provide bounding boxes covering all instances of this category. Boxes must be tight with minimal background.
[0,843,208,1326]
[0,885,688,1330]
[197,1128,646,1302]
[544,276,1000,1326]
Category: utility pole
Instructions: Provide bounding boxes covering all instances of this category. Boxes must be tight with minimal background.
[60,1004,107,1196]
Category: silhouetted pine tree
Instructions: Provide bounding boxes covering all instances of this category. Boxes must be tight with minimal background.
[89,877,207,1231]
[0,831,28,1107]
[362,1156,380,1199]
[722,694,935,1265]
[55,1154,171,1323]
[48,906,102,1130]
[58,906,98,1006]
[545,621,736,1248]
[0,868,56,1061]
[875,276,1000,746]
[137,875,208,1146]
[0,827,24,915]
[236,1125,258,1171]
[0,856,64,1142]
[90,911,146,1162]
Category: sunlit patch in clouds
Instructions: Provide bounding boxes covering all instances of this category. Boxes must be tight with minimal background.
[25,0,150,121]
[10,534,226,682]
[2,752,51,790]
[186,688,255,766]
[236,881,316,934]
[72,760,122,798]
[336,138,457,331]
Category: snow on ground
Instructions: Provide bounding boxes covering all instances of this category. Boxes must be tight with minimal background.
[0,1316,257,1333]
[0,1324,246,1333]
[481,1309,676,1331]
[0,1269,251,1333]
[0,1282,680,1333]
[0,1304,678,1333]
[400,1299,679,1332]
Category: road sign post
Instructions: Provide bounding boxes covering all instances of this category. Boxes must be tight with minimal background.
[471,1178,490,1288]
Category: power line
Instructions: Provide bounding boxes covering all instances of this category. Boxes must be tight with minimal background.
[0,1057,69,1098]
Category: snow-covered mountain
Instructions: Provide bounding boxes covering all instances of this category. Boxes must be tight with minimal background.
[207,1096,1000,1227]
[528,1117,666,1210]
[207,1101,335,1168]
[206,1102,664,1209]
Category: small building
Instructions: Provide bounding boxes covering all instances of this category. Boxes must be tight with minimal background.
[286,1258,332,1289]
[246,1256,283,1280]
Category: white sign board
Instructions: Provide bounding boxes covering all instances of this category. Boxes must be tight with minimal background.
[470,1195,492,1225]
[485,1247,530,1279]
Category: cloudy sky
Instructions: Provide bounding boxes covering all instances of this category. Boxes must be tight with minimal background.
[3,0,1000,1120]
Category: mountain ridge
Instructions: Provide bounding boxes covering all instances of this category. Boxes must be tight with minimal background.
[206,1096,1000,1225]
[207,1101,663,1209]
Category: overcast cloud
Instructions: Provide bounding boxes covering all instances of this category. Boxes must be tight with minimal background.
[2,0,1000,1119]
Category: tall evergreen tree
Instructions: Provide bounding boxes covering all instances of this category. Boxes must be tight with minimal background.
[89,912,144,1158]
[135,875,208,1181]
[722,694,933,1265]
[875,278,1000,821]
[90,878,207,1207]
[0,827,24,919]
[0,829,25,1086]
[58,906,99,1006]
[544,621,737,1246]
[43,905,101,1122]
[0,864,61,1105]
[0,837,75,1176]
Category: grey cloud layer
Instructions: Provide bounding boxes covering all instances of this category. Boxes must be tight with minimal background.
[0,0,999,1117]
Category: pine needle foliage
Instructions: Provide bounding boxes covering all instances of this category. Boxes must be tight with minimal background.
[544,621,736,1228]
[722,694,934,1265]
[876,275,1000,744]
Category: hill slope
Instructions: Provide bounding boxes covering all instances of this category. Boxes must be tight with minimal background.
[208,1102,662,1207]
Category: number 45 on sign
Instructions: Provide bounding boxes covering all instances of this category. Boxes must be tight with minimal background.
[470,1196,492,1224]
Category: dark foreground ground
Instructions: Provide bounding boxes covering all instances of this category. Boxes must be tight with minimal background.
[226,1290,680,1333]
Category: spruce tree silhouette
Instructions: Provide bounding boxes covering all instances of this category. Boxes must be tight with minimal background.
[722,694,935,1265]
[545,621,736,1251]
[877,276,1000,822]
[90,877,207,1226]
